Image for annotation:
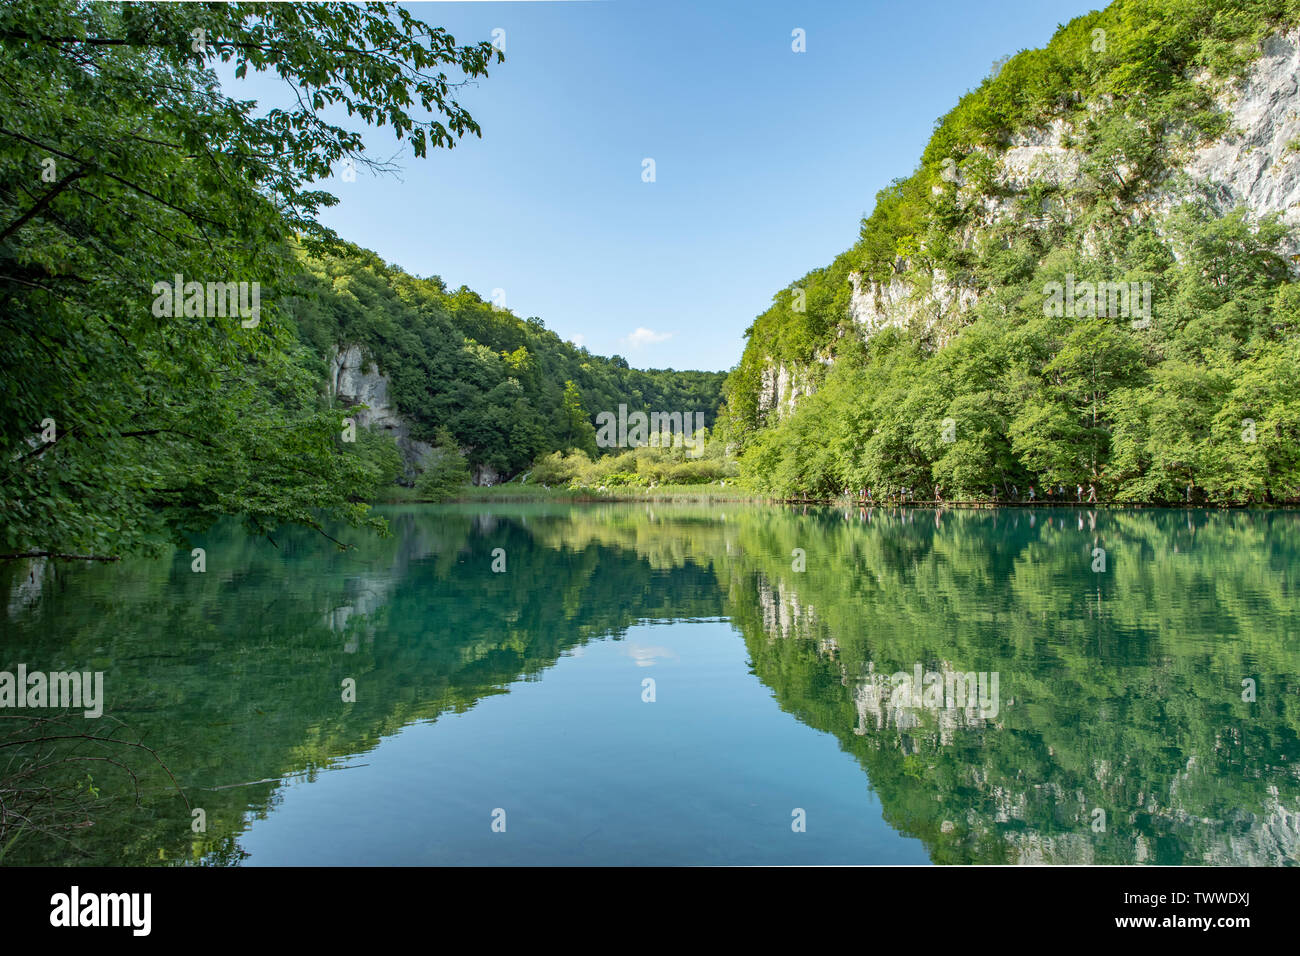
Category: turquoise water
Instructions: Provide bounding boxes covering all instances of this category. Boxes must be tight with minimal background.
[2,503,1298,865]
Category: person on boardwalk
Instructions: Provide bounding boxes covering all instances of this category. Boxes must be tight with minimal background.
[1086,483,1097,503]
[1028,484,1036,502]
[1076,484,1083,502]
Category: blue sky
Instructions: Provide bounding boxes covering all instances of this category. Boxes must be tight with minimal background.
[226,0,1101,371]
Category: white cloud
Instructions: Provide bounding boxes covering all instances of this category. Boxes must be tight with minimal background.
[624,327,672,348]
[624,644,679,668]
[569,334,585,348]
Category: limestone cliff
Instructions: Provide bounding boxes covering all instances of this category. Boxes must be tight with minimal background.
[850,30,1300,341]
[328,344,433,482]
[740,26,1300,423]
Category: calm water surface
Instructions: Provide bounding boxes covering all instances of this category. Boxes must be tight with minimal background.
[3,504,1298,865]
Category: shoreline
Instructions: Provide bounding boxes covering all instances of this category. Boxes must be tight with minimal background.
[779,499,1295,509]
[371,485,1297,509]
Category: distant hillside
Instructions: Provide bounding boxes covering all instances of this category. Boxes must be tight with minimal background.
[0,0,732,557]
[287,243,727,483]
[725,0,1300,503]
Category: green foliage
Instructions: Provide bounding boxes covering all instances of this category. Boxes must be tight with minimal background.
[559,380,599,457]
[0,0,503,555]
[286,243,726,480]
[414,443,470,502]
[727,0,1300,504]
[526,437,737,488]
[346,427,405,498]
[0,0,723,554]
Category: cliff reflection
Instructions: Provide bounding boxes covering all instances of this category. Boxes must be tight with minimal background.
[3,504,1297,865]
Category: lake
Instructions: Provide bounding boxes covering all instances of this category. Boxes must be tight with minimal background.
[3,503,1298,865]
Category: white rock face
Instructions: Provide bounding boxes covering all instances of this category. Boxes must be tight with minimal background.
[329,345,402,431]
[776,30,1300,419]
[757,361,817,418]
[847,271,979,345]
[329,344,434,481]
[997,117,1082,193]
[1181,29,1300,258]
[846,118,1078,343]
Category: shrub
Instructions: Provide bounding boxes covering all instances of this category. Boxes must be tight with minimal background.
[415,446,470,501]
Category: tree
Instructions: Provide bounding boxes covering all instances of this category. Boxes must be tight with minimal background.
[0,1,502,556]
[414,445,470,502]
[558,380,598,457]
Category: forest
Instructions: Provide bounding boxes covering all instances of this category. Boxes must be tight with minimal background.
[286,242,727,481]
[6,0,1300,569]
[0,1,724,560]
[724,0,1300,504]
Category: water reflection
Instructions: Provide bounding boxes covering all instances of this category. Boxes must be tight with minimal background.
[2,504,1298,865]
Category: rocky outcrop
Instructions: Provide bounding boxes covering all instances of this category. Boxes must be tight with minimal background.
[329,344,432,482]
[471,463,501,487]
[848,270,979,345]
[329,344,401,431]
[783,29,1300,420]
[757,362,814,418]
[1180,30,1300,258]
